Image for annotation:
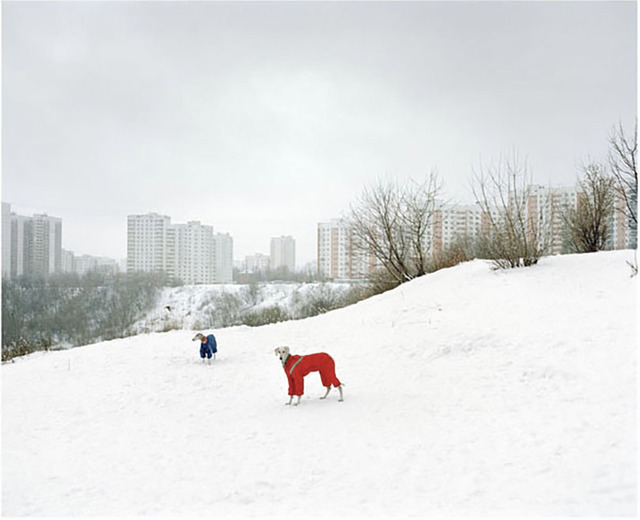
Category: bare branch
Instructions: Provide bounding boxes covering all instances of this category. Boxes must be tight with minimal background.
[608,120,637,249]
[471,149,547,268]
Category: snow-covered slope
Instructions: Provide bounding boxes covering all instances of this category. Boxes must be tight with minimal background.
[2,251,637,517]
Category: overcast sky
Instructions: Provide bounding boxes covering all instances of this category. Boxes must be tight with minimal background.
[2,1,637,268]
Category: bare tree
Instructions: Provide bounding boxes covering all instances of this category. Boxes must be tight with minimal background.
[349,172,440,286]
[401,174,441,277]
[472,149,548,269]
[608,120,637,249]
[349,177,407,285]
[563,163,616,253]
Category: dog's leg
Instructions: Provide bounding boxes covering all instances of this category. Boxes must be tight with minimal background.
[338,385,344,402]
[320,386,331,399]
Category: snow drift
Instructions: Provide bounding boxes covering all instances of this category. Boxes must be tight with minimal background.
[2,251,637,517]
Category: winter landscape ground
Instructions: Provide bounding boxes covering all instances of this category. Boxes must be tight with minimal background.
[2,250,637,517]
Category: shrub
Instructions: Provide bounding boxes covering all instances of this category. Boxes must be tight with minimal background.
[242,306,290,327]
[472,150,548,269]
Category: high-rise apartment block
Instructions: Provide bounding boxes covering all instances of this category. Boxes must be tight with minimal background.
[431,203,483,257]
[526,185,578,254]
[2,203,62,278]
[170,221,216,284]
[527,184,633,253]
[610,189,636,250]
[127,213,172,274]
[270,235,296,272]
[213,233,234,284]
[317,219,373,280]
[127,213,233,284]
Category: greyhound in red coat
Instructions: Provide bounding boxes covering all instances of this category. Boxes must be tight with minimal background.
[274,346,344,406]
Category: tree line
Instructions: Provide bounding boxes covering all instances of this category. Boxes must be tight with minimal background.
[2,271,169,361]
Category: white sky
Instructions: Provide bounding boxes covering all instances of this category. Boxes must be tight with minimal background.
[2,0,637,268]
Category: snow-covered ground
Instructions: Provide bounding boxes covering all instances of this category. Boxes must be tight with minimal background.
[2,251,637,517]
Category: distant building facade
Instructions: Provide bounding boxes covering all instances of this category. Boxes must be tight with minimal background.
[126,213,233,284]
[245,252,270,273]
[430,202,482,257]
[2,203,62,278]
[61,250,120,275]
[2,203,11,276]
[127,213,173,275]
[270,235,296,272]
[170,221,216,285]
[527,184,634,254]
[317,219,373,281]
[213,233,234,284]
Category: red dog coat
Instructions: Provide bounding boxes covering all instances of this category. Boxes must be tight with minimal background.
[283,353,341,396]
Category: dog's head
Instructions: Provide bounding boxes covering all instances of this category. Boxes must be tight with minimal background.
[274,346,291,363]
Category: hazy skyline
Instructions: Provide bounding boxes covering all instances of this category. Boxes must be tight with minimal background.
[2,1,636,267]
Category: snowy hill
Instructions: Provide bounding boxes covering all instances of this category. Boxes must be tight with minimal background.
[2,251,637,517]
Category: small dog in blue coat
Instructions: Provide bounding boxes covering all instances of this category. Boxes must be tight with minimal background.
[193,332,217,363]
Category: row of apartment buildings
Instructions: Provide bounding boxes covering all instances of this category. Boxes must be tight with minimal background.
[1,205,235,284]
[4,182,635,283]
[2,202,122,277]
[316,184,636,280]
[2,205,292,284]
[127,213,233,284]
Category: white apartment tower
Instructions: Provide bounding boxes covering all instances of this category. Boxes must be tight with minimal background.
[213,233,234,284]
[170,221,216,285]
[127,213,172,275]
[2,203,62,278]
[270,235,296,272]
[8,213,32,277]
[2,203,12,277]
[32,214,63,276]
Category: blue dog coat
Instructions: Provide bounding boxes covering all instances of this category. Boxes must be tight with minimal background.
[200,334,217,359]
